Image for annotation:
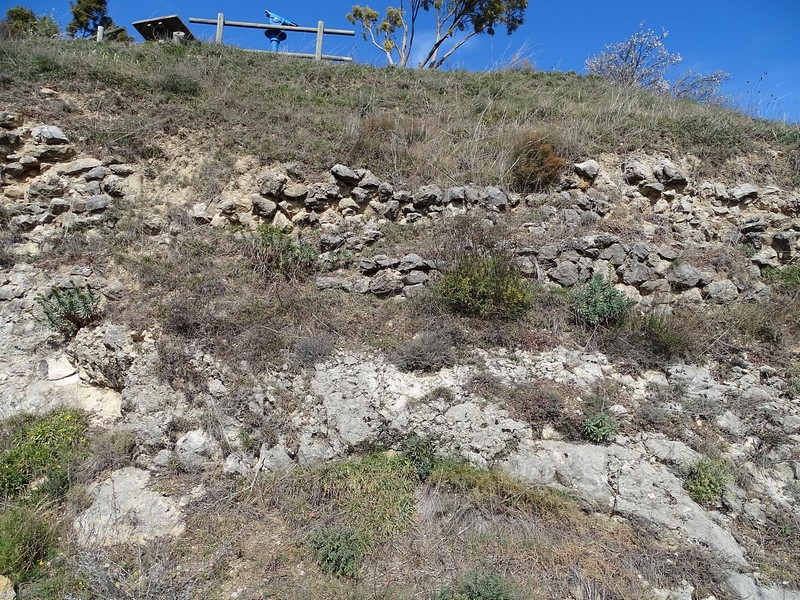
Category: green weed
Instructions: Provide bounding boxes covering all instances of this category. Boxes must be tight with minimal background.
[0,408,88,500]
[436,254,532,320]
[0,505,54,583]
[36,284,101,338]
[308,526,370,579]
[571,274,633,327]
[685,458,729,506]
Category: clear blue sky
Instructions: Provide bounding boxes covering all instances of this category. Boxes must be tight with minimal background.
[5,0,800,122]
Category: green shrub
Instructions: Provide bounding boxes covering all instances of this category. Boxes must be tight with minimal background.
[0,408,88,500]
[0,505,54,583]
[402,434,437,481]
[436,254,532,320]
[685,458,729,505]
[308,526,370,579]
[765,263,800,299]
[432,570,521,600]
[244,225,318,281]
[571,274,633,326]
[581,412,618,443]
[36,284,100,338]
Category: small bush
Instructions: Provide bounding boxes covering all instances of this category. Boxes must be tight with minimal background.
[436,253,532,320]
[36,284,101,338]
[505,382,577,437]
[765,264,800,299]
[393,329,456,372]
[581,411,618,443]
[432,570,521,600]
[244,225,318,281]
[0,408,88,500]
[0,505,54,583]
[571,274,633,327]
[308,526,370,579]
[293,335,334,367]
[509,130,567,193]
[402,434,437,481]
[685,458,729,505]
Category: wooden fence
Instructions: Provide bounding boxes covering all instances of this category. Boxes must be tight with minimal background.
[189,13,354,62]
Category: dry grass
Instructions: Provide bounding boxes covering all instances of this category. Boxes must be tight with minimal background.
[1,38,798,191]
[149,456,729,600]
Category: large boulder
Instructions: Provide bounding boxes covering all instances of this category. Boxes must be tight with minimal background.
[74,468,185,546]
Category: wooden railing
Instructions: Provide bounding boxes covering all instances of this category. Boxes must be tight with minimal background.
[189,13,355,62]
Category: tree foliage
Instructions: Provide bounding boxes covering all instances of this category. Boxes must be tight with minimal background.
[586,23,729,103]
[347,0,528,69]
[0,6,59,38]
[67,0,131,41]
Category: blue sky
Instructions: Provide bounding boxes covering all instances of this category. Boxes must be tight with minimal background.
[5,0,800,122]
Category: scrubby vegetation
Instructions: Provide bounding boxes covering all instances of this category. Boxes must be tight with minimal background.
[1,37,798,188]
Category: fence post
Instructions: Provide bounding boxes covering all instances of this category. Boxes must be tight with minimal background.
[173,32,186,45]
[96,26,104,42]
[215,12,224,44]
[315,21,324,60]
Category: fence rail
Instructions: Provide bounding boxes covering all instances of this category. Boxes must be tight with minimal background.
[189,13,354,62]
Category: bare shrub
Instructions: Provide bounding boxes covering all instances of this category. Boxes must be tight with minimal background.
[293,335,334,367]
[393,329,456,373]
[509,130,567,193]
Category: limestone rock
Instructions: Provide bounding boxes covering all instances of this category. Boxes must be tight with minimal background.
[414,184,444,208]
[654,159,687,185]
[174,429,220,472]
[31,125,69,145]
[731,184,758,201]
[57,157,102,175]
[622,159,650,184]
[74,467,185,546]
[550,261,579,286]
[706,279,739,303]
[369,269,405,295]
[331,164,360,186]
[0,576,14,600]
[669,262,702,288]
[259,443,294,472]
[502,440,748,568]
[574,159,600,179]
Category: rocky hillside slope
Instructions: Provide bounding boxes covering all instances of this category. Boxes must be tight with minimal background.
[1,39,799,600]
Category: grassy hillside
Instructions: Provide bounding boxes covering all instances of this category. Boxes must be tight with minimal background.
[1,37,798,189]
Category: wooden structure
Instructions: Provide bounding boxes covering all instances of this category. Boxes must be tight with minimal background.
[189,13,354,62]
[132,15,196,42]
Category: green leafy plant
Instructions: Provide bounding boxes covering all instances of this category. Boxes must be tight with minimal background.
[244,224,318,281]
[307,526,370,579]
[581,412,618,443]
[0,505,54,583]
[571,274,633,326]
[764,263,800,299]
[685,458,729,505]
[436,253,532,320]
[402,434,437,481]
[431,570,521,600]
[36,284,100,338]
[0,408,88,500]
